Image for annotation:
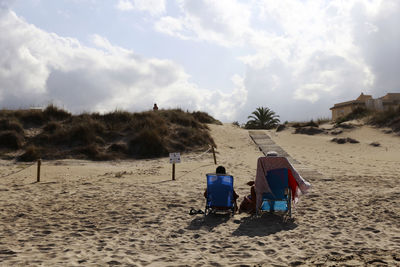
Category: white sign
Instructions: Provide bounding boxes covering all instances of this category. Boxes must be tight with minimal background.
[169,153,181,163]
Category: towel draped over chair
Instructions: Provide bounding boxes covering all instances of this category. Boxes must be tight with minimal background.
[255,156,311,209]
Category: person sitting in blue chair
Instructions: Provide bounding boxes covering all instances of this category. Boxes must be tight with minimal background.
[204,166,239,213]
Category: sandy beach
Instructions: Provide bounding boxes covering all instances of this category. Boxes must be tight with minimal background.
[1,123,399,266]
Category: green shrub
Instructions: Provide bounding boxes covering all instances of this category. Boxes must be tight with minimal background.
[232,121,240,127]
[316,117,331,125]
[128,128,168,158]
[292,120,319,128]
[108,143,128,153]
[43,121,62,133]
[18,145,41,162]
[43,105,71,121]
[335,107,370,124]
[16,110,45,127]
[0,108,218,160]
[192,111,222,124]
[0,131,24,150]
[131,112,169,135]
[68,122,104,146]
[159,109,203,129]
[0,119,24,133]
[74,144,111,161]
[100,110,133,131]
[172,126,215,148]
[368,106,400,126]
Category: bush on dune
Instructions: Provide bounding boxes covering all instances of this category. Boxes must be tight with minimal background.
[43,121,62,133]
[335,106,400,133]
[0,131,24,150]
[131,112,169,135]
[74,144,111,161]
[292,120,319,128]
[0,105,219,161]
[97,110,133,131]
[173,126,215,148]
[15,110,45,127]
[0,118,24,133]
[335,107,371,124]
[368,106,400,127]
[192,111,222,125]
[159,109,205,129]
[18,145,41,162]
[128,128,168,158]
[43,105,71,121]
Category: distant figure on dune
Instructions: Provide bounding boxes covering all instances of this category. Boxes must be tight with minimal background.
[153,103,159,111]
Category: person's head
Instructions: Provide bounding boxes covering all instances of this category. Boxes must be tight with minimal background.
[216,165,226,174]
[266,151,278,157]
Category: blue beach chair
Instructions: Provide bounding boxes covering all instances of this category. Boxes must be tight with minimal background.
[259,168,292,219]
[205,174,236,216]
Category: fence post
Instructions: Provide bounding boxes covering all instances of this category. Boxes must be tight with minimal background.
[37,159,41,182]
[211,146,217,165]
[172,163,175,180]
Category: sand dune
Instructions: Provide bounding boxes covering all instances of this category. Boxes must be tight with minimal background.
[0,123,399,266]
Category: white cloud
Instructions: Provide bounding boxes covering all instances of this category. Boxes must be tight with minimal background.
[0,8,247,121]
[155,0,252,47]
[154,16,188,40]
[153,0,400,121]
[238,0,399,121]
[351,0,400,94]
[2,0,400,122]
[0,0,15,9]
[116,0,166,16]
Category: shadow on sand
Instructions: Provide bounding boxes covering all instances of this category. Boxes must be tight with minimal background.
[232,213,297,237]
[187,213,232,231]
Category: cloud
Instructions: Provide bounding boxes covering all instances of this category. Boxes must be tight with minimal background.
[155,0,252,47]
[0,8,246,121]
[0,0,15,9]
[351,0,400,94]
[152,0,399,122]
[116,0,166,16]
[2,0,399,123]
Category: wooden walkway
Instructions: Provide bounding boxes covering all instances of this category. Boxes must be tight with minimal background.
[249,131,323,181]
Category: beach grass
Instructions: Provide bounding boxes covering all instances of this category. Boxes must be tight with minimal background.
[0,106,219,161]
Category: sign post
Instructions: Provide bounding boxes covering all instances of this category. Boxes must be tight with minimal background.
[169,153,181,180]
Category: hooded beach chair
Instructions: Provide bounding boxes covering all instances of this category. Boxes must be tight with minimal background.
[255,154,311,220]
[205,173,236,216]
[259,168,293,219]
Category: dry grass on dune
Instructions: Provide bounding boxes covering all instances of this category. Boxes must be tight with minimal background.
[334,106,400,133]
[0,106,220,161]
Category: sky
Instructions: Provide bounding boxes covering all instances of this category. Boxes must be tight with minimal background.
[0,0,399,123]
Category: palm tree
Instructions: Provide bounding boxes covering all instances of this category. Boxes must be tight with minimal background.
[245,107,280,129]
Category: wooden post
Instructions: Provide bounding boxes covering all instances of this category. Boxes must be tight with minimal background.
[37,159,41,182]
[172,163,175,180]
[211,146,217,165]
